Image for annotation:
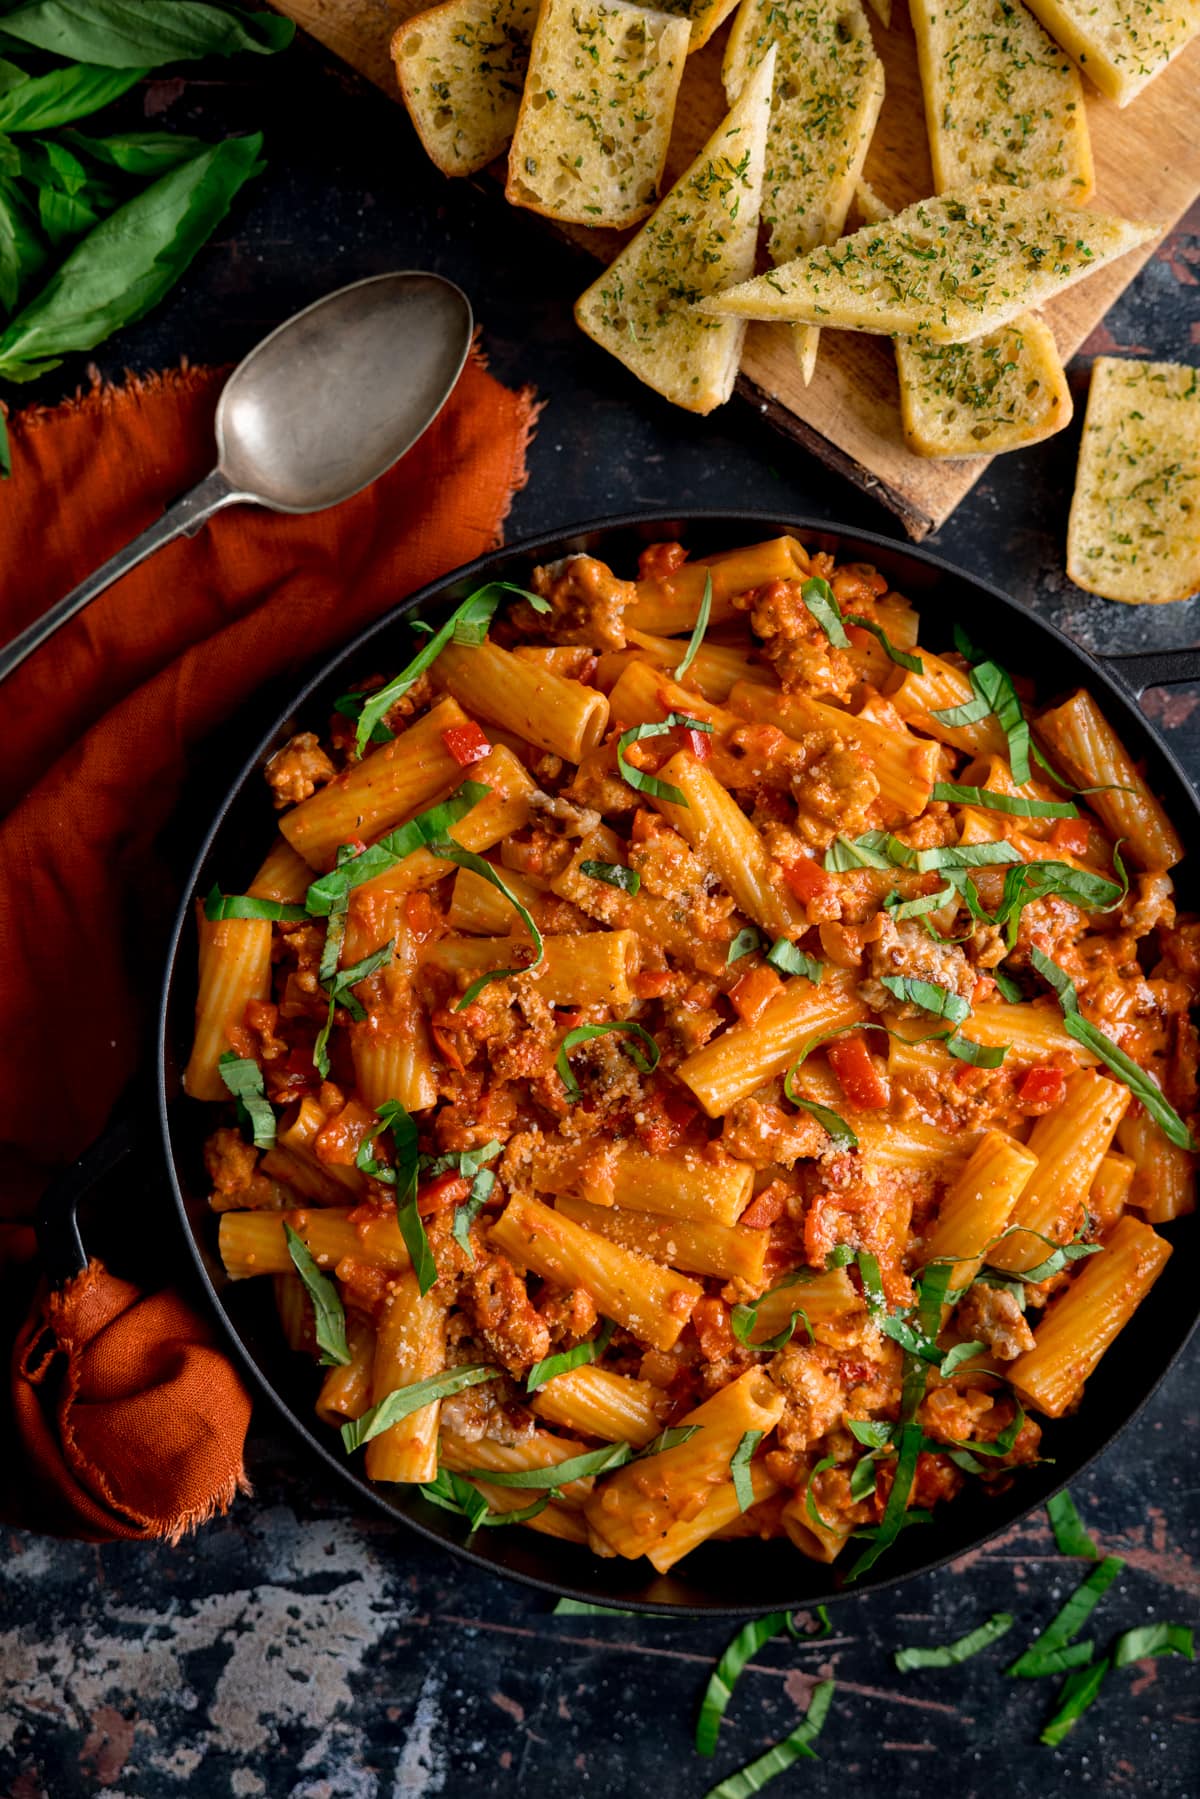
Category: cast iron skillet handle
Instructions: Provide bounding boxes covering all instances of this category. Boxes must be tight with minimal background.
[1096,645,1200,700]
[36,1106,140,1292]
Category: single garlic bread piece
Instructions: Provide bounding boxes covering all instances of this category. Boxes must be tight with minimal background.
[1067,357,1200,603]
[698,186,1159,342]
[574,46,775,413]
[897,313,1072,458]
[392,0,539,177]
[909,0,1093,200]
[1022,0,1200,107]
[723,0,885,383]
[506,0,690,227]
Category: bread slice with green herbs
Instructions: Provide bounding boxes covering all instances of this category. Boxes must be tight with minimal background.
[723,0,885,383]
[392,0,539,177]
[910,0,1093,200]
[698,186,1159,341]
[1067,357,1200,603]
[506,0,690,227]
[574,46,775,412]
[649,0,743,51]
[898,313,1073,457]
[1022,0,1200,107]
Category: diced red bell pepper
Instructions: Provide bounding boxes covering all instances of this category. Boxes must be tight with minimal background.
[1016,1067,1067,1114]
[442,720,491,767]
[691,1296,736,1361]
[405,891,437,940]
[782,858,832,903]
[738,1185,789,1230]
[632,970,675,1000]
[680,726,711,761]
[730,963,782,1025]
[828,1035,890,1110]
[417,1171,471,1216]
[1049,816,1091,857]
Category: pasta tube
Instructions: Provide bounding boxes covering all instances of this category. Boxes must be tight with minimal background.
[489,1193,701,1351]
[1008,1216,1172,1417]
[433,640,610,761]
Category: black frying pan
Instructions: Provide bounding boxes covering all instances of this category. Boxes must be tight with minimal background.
[39,511,1200,1614]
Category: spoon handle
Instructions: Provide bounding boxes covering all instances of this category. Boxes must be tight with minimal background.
[0,467,240,684]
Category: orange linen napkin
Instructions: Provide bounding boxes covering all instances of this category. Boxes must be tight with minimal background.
[0,347,540,1539]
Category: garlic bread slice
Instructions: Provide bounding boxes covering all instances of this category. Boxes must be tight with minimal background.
[898,313,1072,457]
[392,0,539,177]
[1022,0,1200,107]
[910,0,1093,200]
[506,0,690,227]
[699,186,1159,342]
[574,46,775,413]
[723,0,885,384]
[1068,357,1200,603]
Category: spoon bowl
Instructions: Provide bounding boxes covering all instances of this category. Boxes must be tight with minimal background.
[217,272,474,512]
[0,270,474,681]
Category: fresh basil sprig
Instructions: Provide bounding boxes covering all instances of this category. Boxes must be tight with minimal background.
[0,0,294,67]
[800,575,850,647]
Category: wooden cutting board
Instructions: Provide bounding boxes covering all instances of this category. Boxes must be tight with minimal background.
[271,0,1200,537]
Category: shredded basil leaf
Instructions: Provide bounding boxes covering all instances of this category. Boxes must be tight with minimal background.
[727,927,765,965]
[341,1364,499,1452]
[1112,1624,1194,1667]
[553,1599,637,1617]
[938,1340,988,1376]
[283,1222,351,1366]
[427,842,545,1010]
[991,858,1125,949]
[340,585,521,754]
[674,572,713,680]
[1047,1490,1100,1560]
[312,938,396,1077]
[1007,1555,1125,1677]
[429,1140,504,1258]
[696,1612,793,1757]
[556,1020,661,1102]
[825,833,893,871]
[460,1441,633,1488]
[526,1319,616,1393]
[991,967,1024,1003]
[895,1612,1014,1672]
[880,974,971,1026]
[765,939,823,982]
[1039,1657,1111,1747]
[844,613,923,674]
[579,859,641,896]
[636,1424,699,1458]
[355,1101,435,1293]
[1030,948,1197,1149]
[787,1090,858,1151]
[420,1466,549,1531]
[701,1680,835,1798]
[800,576,849,648]
[805,1454,839,1532]
[304,782,488,917]
[204,885,306,922]
[730,1428,764,1514]
[932,782,1078,820]
[730,1270,816,1352]
[616,713,713,805]
[217,1051,275,1150]
[849,1454,881,1503]
[847,1420,892,1450]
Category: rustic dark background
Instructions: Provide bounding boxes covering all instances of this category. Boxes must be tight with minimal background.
[2,34,1199,1799]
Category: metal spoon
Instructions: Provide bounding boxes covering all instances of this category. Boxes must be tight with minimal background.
[0,270,474,682]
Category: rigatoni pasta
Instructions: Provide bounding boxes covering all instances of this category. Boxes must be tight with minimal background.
[190,533,1196,1577]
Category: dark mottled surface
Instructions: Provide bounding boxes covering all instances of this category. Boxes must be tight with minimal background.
[3,37,1200,1799]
